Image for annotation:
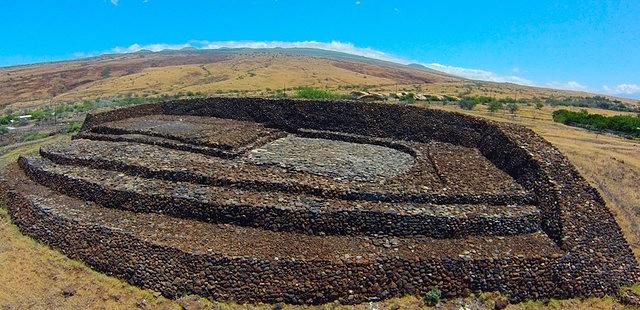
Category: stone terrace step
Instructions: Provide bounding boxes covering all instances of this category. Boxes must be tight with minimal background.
[73,131,269,158]
[1,163,562,304]
[40,139,534,205]
[19,156,542,238]
[90,115,286,153]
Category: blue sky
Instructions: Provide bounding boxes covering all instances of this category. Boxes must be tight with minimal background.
[1,1,639,98]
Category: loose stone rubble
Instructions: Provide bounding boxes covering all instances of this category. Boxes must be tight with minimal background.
[1,97,638,305]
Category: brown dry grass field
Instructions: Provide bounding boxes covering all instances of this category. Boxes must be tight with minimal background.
[1,102,639,310]
[2,51,637,113]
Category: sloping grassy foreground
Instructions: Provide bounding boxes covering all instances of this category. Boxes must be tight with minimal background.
[0,106,639,309]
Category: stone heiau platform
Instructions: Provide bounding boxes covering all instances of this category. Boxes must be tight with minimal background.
[1,97,638,305]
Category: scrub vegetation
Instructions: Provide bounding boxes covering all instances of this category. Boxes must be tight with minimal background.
[553,109,640,138]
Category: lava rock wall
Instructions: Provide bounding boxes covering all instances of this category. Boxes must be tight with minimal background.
[2,97,638,304]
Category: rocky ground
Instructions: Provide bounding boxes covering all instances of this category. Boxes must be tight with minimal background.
[246,136,415,182]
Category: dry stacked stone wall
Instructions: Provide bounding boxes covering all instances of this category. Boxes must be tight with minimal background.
[1,97,638,304]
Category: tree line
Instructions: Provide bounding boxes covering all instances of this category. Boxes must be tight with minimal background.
[552,109,640,138]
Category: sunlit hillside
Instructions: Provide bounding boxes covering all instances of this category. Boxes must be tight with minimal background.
[1,49,636,113]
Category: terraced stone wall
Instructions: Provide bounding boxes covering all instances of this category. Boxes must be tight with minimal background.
[84,99,562,242]
[1,97,637,304]
[4,188,564,304]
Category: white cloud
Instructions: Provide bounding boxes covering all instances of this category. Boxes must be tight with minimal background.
[423,63,534,85]
[207,40,409,63]
[603,84,640,95]
[110,0,119,5]
[355,1,361,5]
[110,43,192,53]
[71,51,97,58]
[544,81,588,91]
[111,40,409,64]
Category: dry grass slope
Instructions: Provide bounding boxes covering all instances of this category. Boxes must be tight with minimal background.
[2,50,637,113]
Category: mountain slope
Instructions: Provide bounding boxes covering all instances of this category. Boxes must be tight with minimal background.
[0,48,634,112]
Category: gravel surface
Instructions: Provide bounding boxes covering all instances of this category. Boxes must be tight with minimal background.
[246,136,415,182]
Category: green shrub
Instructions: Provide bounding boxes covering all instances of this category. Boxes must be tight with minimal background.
[30,109,50,121]
[294,87,342,99]
[423,95,442,101]
[545,96,638,112]
[470,95,495,105]
[23,131,49,142]
[399,92,415,104]
[0,114,14,125]
[54,105,67,115]
[488,100,503,112]
[552,109,640,137]
[0,126,8,134]
[73,100,97,112]
[64,122,82,133]
[423,288,441,306]
[458,98,476,110]
[442,95,458,102]
[507,102,519,114]
[114,97,145,107]
[497,97,516,104]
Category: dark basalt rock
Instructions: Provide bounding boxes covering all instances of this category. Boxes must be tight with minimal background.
[1,97,638,305]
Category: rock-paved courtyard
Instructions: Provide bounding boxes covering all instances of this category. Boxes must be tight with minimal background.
[246,136,415,182]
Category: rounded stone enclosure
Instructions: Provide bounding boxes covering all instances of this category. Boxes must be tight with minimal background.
[1,98,637,304]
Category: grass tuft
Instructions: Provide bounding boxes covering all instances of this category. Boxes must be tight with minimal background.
[294,87,344,100]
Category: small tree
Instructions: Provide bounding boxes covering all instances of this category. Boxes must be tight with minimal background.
[458,98,476,110]
[535,101,544,110]
[507,102,519,115]
[399,92,415,104]
[488,100,503,113]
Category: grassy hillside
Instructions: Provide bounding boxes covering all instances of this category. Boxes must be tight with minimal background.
[1,48,637,113]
